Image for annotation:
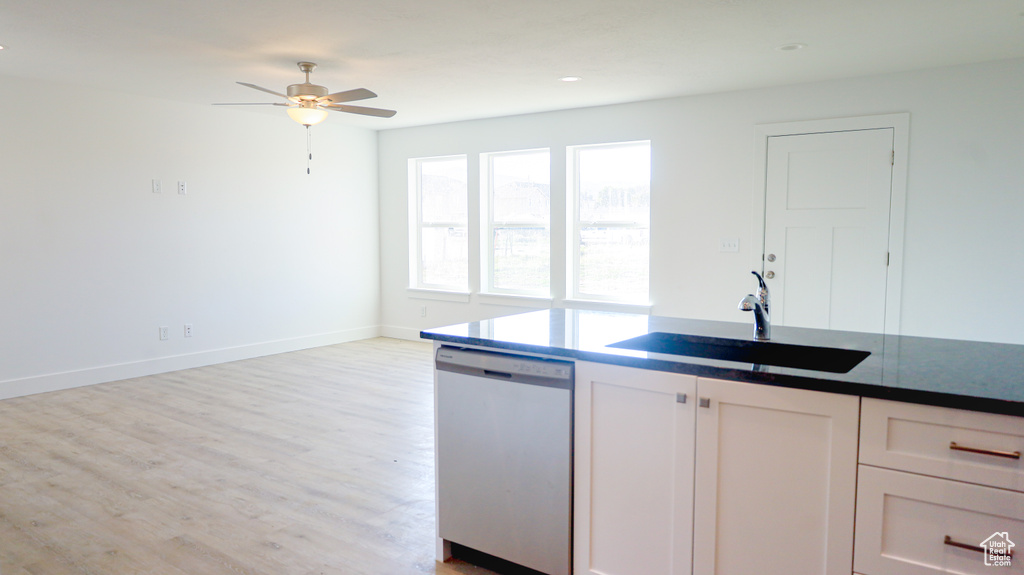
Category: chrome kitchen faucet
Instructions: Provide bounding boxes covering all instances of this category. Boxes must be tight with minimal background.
[739,271,771,341]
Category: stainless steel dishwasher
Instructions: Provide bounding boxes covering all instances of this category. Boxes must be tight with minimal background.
[435,346,573,575]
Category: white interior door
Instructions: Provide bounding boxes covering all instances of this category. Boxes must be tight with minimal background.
[764,128,894,332]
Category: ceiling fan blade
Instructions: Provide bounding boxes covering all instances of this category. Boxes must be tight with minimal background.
[213,102,291,106]
[324,104,397,118]
[237,82,289,99]
[320,88,377,104]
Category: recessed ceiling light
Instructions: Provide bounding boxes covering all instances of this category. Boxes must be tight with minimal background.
[559,76,582,82]
[777,43,807,52]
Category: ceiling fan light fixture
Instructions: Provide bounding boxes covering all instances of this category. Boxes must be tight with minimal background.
[287,103,328,126]
[221,62,395,122]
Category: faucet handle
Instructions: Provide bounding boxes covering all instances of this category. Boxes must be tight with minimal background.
[738,294,758,311]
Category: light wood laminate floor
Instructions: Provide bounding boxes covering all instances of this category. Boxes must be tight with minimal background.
[0,337,496,575]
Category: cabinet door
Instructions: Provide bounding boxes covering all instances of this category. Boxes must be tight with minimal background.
[574,361,697,575]
[692,378,859,575]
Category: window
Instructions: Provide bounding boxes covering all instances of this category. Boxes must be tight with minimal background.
[568,141,651,302]
[409,155,468,291]
[482,149,551,295]
[407,140,651,308]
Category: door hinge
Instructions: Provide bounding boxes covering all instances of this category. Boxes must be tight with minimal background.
[885,252,890,266]
[891,150,895,166]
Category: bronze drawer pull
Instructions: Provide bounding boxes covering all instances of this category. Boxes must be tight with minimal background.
[949,442,1021,460]
[945,535,1015,558]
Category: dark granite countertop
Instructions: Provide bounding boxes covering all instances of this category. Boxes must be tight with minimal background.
[420,309,1024,417]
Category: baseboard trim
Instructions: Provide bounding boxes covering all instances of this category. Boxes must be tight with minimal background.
[0,325,381,401]
[380,325,427,341]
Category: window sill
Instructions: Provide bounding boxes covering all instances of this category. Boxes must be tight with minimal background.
[407,288,471,303]
[560,299,652,314]
[477,293,554,308]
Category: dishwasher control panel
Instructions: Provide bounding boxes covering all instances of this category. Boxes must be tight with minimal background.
[509,360,571,378]
[436,347,573,388]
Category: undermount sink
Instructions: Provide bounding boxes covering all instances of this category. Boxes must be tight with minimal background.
[608,332,870,374]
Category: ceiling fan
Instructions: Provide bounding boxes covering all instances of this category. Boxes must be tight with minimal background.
[215,61,396,125]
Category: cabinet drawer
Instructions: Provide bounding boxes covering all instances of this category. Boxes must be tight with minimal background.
[854,465,1024,575]
[860,398,1024,491]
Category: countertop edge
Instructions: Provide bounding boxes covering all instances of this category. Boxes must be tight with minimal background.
[420,332,1024,418]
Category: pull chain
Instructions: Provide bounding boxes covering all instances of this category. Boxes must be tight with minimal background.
[306,125,312,175]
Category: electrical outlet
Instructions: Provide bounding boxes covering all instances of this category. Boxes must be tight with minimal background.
[152,179,162,194]
[159,326,169,340]
[420,306,427,317]
[178,181,187,195]
[184,324,193,338]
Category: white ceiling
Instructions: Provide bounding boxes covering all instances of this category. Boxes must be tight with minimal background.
[2,0,1023,129]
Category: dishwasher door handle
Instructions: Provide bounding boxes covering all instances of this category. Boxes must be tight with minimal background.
[484,370,513,379]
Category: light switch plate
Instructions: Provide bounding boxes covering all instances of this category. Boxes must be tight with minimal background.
[720,238,740,252]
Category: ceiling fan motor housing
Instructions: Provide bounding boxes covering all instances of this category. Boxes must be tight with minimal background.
[288,62,328,101]
[287,83,328,101]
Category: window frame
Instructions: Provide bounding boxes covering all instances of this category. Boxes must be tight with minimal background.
[408,155,470,292]
[481,148,552,297]
[567,140,652,304]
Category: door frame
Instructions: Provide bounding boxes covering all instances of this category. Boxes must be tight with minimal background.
[751,113,910,335]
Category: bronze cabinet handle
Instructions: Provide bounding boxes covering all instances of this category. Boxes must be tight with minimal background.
[945,535,1015,558]
[949,441,1021,460]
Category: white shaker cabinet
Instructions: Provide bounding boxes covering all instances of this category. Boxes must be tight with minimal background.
[692,377,860,575]
[574,364,860,575]
[573,361,697,575]
[854,465,1024,575]
[854,398,1024,575]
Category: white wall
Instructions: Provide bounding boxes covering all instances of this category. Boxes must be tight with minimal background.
[0,76,381,398]
[5,58,1018,401]
[378,58,1024,345]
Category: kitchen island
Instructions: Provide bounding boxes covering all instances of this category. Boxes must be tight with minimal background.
[422,309,1024,575]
